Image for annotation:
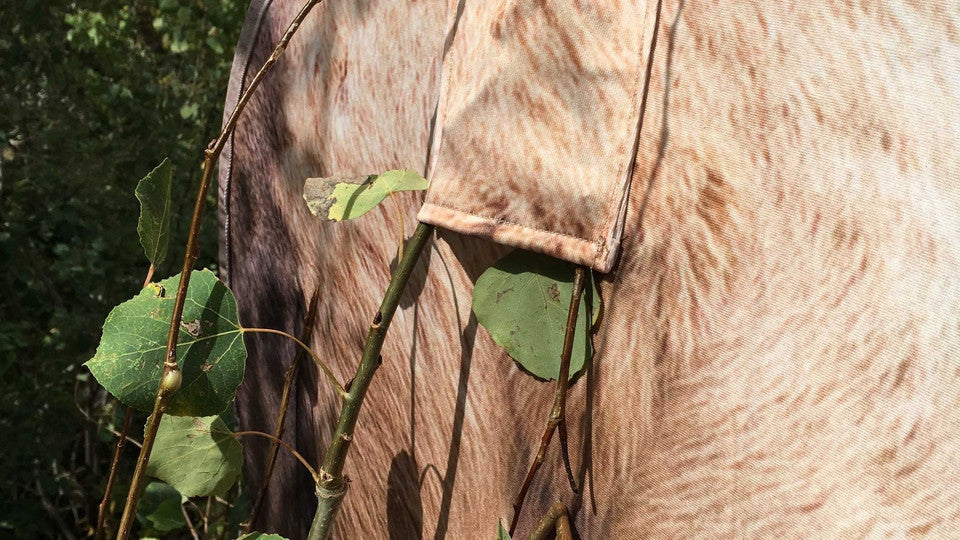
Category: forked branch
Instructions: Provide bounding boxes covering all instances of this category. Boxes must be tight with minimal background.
[510,266,587,536]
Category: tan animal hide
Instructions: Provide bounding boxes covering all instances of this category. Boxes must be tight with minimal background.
[219,1,960,538]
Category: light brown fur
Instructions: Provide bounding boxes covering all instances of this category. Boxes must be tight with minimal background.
[220,1,960,538]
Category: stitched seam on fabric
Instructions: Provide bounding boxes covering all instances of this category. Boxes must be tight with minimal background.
[428,2,652,266]
[423,202,599,244]
[590,0,655,268]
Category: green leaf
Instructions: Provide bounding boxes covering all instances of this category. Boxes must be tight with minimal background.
[147,415,242,497]
[472,250,599,380]
[136,481,186,533]
[135,158,173,265]
[237,534,290,540]
[302,169,427,221]
[496,522,512,540]
[85,269,246,416]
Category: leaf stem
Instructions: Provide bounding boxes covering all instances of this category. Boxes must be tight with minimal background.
[94,265,157,539]
[388,192,405,262]
[509,266,586,536]
[231,431,319,481]
[307,222,434,540]
[114,1,325,537]
[245,283,323,531]
[242,326,345,398]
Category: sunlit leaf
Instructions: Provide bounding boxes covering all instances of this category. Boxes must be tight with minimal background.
[147,415,241,497]
[496,522,511,540]
[136,481,186,533]
[85,269,246,416]
[237,534,290,540]
[135,158,173,265]
[303,169,427,221]
[472,250,599,380]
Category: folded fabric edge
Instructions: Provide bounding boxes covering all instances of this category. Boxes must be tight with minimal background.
[417,202,618,273]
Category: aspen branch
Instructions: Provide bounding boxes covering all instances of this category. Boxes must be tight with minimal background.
[114,1,325,537]
[306,222,434,540]
[510,267,586,536]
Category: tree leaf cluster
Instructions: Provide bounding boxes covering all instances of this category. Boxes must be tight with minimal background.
[0,0,244,535]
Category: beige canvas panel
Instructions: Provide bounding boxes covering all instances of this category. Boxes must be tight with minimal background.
[419,0,661,272]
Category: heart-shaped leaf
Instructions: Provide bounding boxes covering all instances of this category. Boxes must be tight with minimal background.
[135,158,173,265]
[303,169,427,221]
[147,415,242,498]
[85,269,246,416]
[237,534,290,540]
[472,250,599,380]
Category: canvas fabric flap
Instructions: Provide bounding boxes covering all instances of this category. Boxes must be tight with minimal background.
[419,0,660,272]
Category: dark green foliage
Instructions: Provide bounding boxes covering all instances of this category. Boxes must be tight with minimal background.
[0,0,244,536]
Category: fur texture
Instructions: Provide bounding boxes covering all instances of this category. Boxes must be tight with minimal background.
[219,1,960,537]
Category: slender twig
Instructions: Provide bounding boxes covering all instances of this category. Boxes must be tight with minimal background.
[95,269,155,539]
[510,267,586,536]
[245,283,323,532]
[232,431,319,481]
[307,222,434,540]
[114,1,325,537]
[94,406,133,539]
[524,501,569,540]
[558,421,578,493]
[33,472,78,540]
[242,327,344,398]
[181,503,200,540]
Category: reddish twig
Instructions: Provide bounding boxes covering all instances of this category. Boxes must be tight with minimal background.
[510,267,586,535]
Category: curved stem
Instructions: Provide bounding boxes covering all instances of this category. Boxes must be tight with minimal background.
[231,431,319,481]
[114,1,326,537]
[245,282,323,532]
[388,192,405,262]
[307,222,434,540]
[243,327,345,398]
[510,267,586,536]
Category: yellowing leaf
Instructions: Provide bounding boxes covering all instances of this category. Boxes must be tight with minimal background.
[302,169,427,221]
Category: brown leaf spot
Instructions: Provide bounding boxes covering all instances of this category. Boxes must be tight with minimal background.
[547,283,560,302]
[180,319,203,338]
[496,287,515,303]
